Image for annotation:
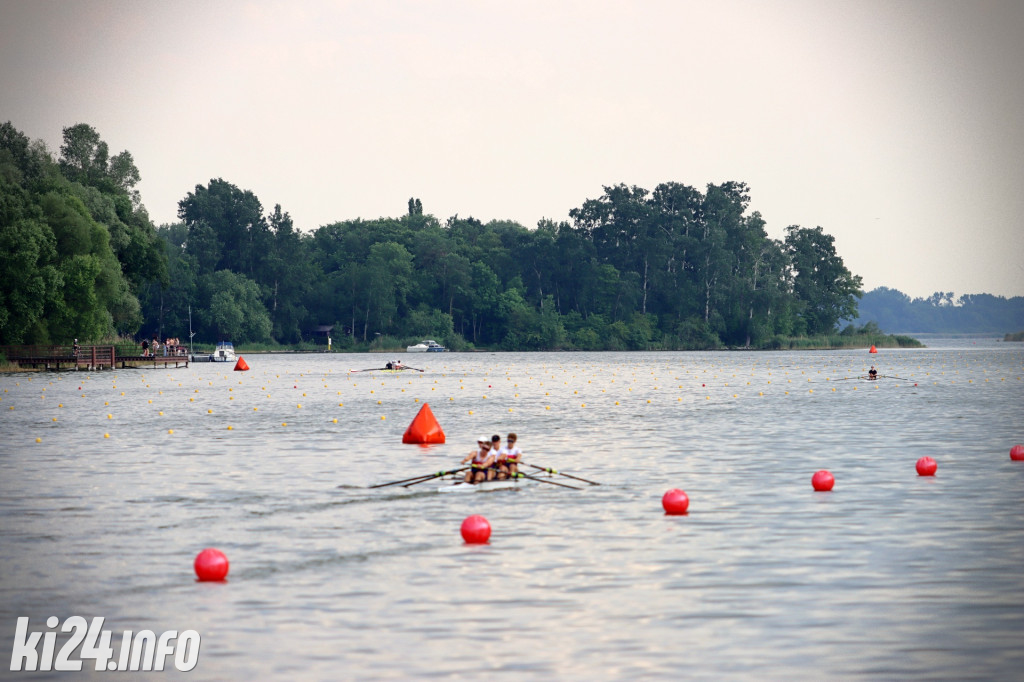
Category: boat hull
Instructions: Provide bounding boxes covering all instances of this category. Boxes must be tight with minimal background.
[436,479,521,493]
[407,340,447,352]
[192,342,235,363]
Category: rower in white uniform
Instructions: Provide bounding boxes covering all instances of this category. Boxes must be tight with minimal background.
[496,433,523,479]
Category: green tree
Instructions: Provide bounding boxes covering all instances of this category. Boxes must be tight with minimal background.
[359,241,414,340]
[784,225,863,334]
[178,179,269,279]
[197,270,272,342]
[0,174,57,343]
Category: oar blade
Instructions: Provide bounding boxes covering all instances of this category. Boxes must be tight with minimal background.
[525,463,600,485]
[517,472,582,490]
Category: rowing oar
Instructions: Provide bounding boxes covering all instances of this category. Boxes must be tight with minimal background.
[368,467,468,488]
[878,375,915,381]
[525,463,600,485]
[514,472,582,490]
[350,366,425,373]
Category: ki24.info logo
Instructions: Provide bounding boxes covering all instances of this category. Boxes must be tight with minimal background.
[10,617,200,672]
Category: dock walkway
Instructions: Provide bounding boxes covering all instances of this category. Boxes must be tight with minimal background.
[0,345,189,370]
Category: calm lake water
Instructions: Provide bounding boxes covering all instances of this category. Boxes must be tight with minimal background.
[1,342,1022,680]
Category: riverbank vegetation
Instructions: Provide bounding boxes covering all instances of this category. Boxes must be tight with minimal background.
[4,121,912,352]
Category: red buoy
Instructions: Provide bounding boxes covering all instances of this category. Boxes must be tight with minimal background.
[1010,444,1024,461]
[461,515,491,544]
[868,345,877,353]
[662,489,690,515]
[194,548,229,581]
[811,470,834,491]
[402,403,446,444]
[233,357,249,371]
[916,456,937,476]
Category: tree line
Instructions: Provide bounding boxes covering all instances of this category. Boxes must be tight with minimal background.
[855,287,1024,334]
[2,122,868,350]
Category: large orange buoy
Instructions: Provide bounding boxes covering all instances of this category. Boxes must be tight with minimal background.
[402,403,445,444]
[868,345,877,354]
[233,357,249,371]
[1010,444,1024,461]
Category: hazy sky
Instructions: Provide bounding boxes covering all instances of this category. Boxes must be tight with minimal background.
[2,0,1022,298]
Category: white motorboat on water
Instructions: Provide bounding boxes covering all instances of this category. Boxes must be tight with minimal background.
[406,339,448,353]
[192,341,236,363]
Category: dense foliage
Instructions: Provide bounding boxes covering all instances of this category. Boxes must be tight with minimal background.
[3,121,870,349]
[0,122,164,344]
[855,287,1024,334]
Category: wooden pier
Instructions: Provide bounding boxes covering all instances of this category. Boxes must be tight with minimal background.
[0,345,189,371]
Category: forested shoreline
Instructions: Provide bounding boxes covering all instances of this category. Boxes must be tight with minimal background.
[3,121,918,352]
[855,287,1024,334]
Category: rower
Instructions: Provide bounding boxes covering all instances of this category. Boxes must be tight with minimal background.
[500,433,523,479]
[460,436,494,483]
[385,361,393,370]
[489,434,503,479]
[868,366,878,380]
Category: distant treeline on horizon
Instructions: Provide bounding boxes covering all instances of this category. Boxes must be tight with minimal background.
[853,288,1024,335]
[0,120,993,351]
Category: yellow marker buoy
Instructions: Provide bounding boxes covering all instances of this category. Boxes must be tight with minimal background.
[168,429,174,434]
[35,437,41,443]
[227,425,233,430]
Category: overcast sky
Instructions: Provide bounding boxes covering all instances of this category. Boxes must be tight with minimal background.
[2,0,1022,298]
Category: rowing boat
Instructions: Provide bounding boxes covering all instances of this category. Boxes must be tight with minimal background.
[435,479,522,494]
